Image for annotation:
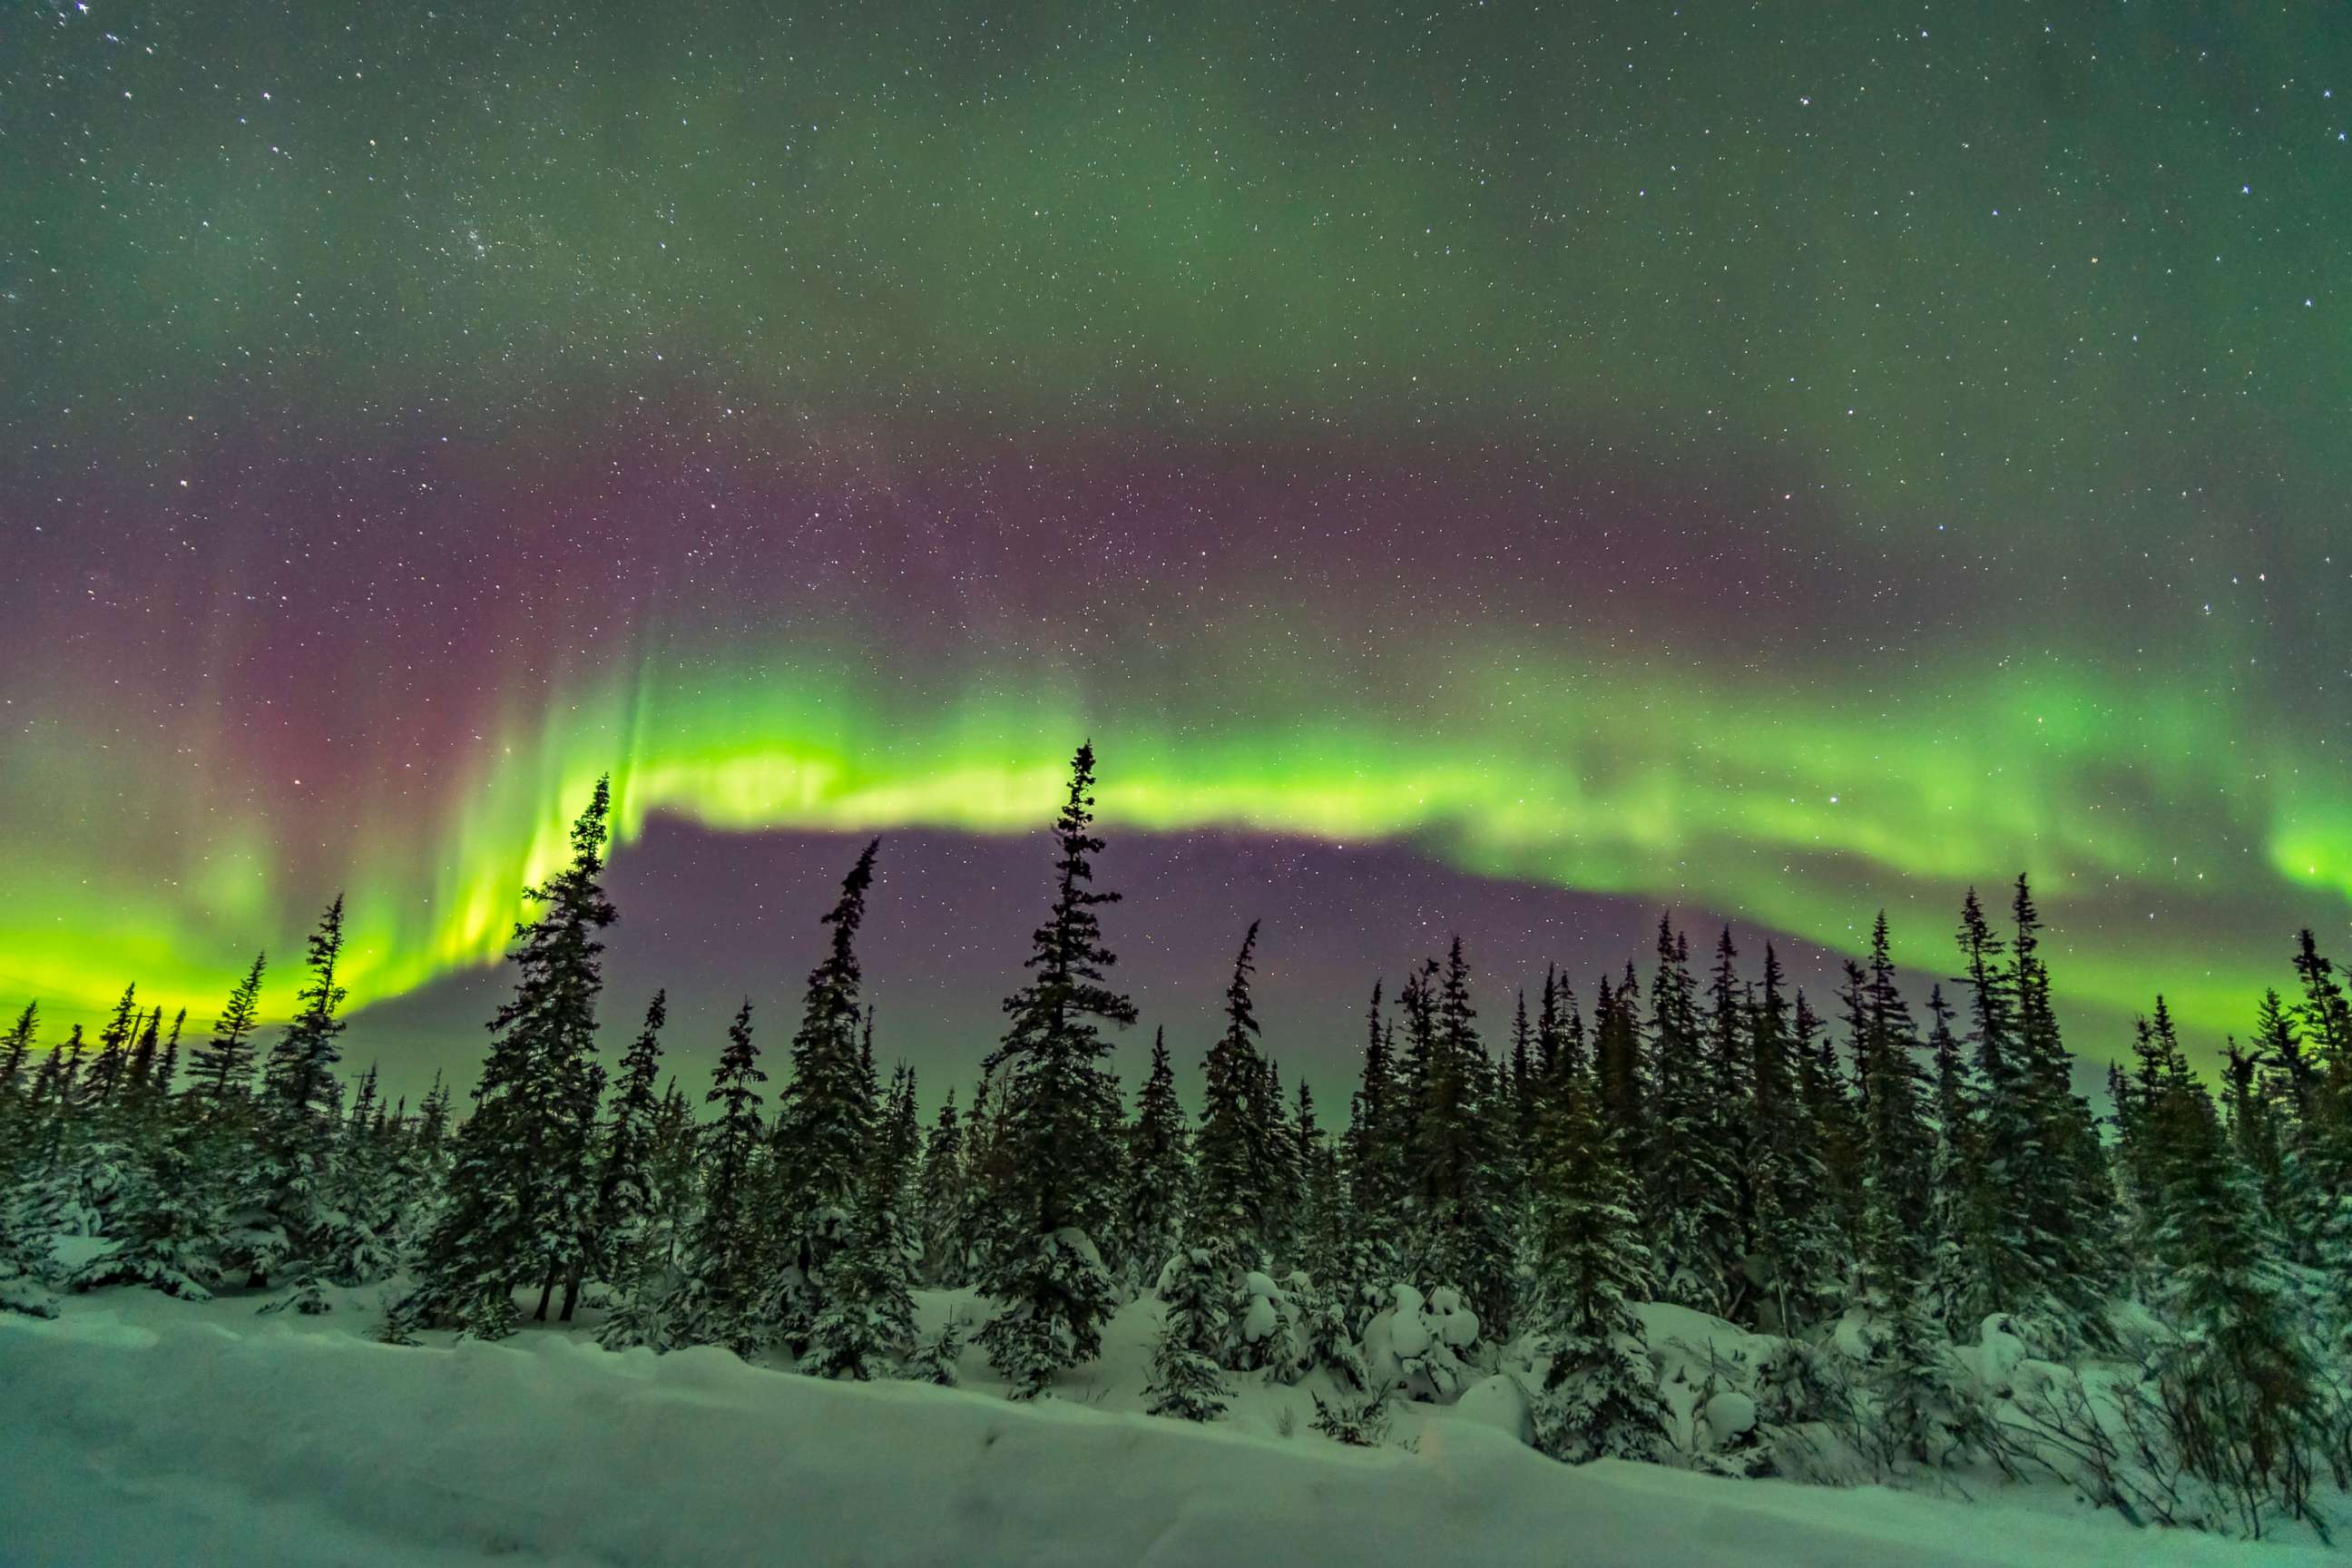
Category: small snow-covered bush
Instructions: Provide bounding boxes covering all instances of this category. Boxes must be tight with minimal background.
[1362,1284,1479,1403]
[903,1316,965,1387]
[1310,1387,1394,1448]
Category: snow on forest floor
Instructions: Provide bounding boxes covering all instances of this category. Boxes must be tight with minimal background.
[0,1279,2328,1567]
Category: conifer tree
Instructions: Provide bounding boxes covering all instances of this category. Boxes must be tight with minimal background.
[1120,1029,1191,1294]
[408,779,616,1335]
[69,985,145,1226]
[806,1063,919,1379]
[2244,988,2322,1267]
[1145,1243,1234,1421]
[156,1008,185,1091]
[118,1006,167,1152]
[2127,992,2321,1524]
[2285,930,2352,1337]
[1949,887,2038,1321]
[976,743,1136,1396]
[83,985,140,1112]
[588,990,669,1314]
[25,1026,89,1205]
[956,1066,1016,1286]
[1341,980,1406,1325]
[762,839,883,1350]
[231,896,349,1290]
[1923,984,1980,1330]
[664,999,769,1356]
[0,1006,64,1316]
[595,1073,703,1352]
[1793,989,1861,1254]
[1847,920,1975,1467]
[915,1088,968,1286]
[2292,928,2352,1060]
[1195,923,1274,1269]
[2253,987,2318,1125]
[2220,1038,2287,1224]
[1527,1064,1662,1465]
[1507,989,1536,1208]
[1534,967,1573,1083]
[2007,877,2117,1340]
[1259,1055,1304,1270]
[0,1002,36,1122]
[1407,936,1514,1338]
[316,1063,403,1287]
[1592,969,1648,1187]
[69,1081,222,1300]
[1646,918,1740,1316]
[1393,960,1438,1149]
[1748,945,1836,1332]
[1290,1079,1331,1275]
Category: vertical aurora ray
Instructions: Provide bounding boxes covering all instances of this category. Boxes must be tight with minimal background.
[4,579,2341,1047]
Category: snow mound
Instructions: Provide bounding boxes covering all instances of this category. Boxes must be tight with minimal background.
[1,1308,2313,1568]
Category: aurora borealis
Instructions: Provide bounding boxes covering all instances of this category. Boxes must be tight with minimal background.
[3,5,2347,1092]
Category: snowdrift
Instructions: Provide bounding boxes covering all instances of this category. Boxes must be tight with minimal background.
[0,1308,2314,1567]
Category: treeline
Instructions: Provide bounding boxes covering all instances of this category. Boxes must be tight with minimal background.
[3,744,2350,1538]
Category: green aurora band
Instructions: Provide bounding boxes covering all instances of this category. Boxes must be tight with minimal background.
[5,629,2345,1046]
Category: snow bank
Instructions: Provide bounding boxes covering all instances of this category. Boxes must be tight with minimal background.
[0,1308,2313,1568]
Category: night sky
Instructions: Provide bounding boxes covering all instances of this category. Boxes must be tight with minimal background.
[4,5,2347,1102]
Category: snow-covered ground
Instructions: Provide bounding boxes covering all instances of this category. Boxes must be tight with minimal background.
[0,1283,2322,1567]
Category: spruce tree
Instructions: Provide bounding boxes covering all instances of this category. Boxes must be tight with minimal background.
[1406,936,1514,1338]
[3,1024,80,1308]
[762,839,883,1350]
[24,1025,89,1220]
[665,999,769,1356]
[1145,1243,1234,1421]
[70,1081,222,1300]
[1645,918,1740,1317]
[1195,923,1274,1269]
[0,1010,64,1314]
[2007,877,2117,1341]
[1592,969,1648,1188]
[1341,980,1406,1324]
[1848,919,1974,1467]
[70,986,144,1227]
[956,1066,1017,1288]
[1120,1028,1191,1294]
[408,779,617,1335]
[2220,1038,2287,1225]
[1794,988,1862,1256]
[588,990,670,1318]
[806,1063,919,1379]
[1923,983,1980,1331]
[1259,1056,1304,1272]
[975,742,1136,1396]
[1507,989,1537,1210]
[316,1063,402,1288]
[1953,886,2037,1328]
[231,896,349,1291]
[0,1002,36,1124]
[2129,992,2321,1527]
[1527,1066,1662,1465]
[83,985,140,1112]
[595,1073,704,1352]
[1748,945,1836,1332]
[2285,930,2352,1339]
[915,1088,968,1287]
